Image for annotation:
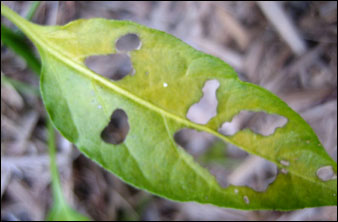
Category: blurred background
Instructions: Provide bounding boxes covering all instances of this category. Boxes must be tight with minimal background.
[1,1,337,220]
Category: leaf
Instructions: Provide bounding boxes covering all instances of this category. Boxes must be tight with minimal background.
[2,4,337,210]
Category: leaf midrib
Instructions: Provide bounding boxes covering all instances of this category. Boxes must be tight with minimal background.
[8,10,336,192]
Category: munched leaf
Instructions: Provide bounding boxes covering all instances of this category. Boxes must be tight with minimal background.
[1,3,336,210]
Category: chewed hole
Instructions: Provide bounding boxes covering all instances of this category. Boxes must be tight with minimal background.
[101,109,129,145]
[174,128,277,191]
[85,54,133,81]
[219,111,287,136]
[116,33,141,52]
[186,79,220,125]
[174,128,216,157]
[226,153,277,192]
[317,166,337,181]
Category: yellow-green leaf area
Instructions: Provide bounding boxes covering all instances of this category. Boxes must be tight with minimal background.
[1,3,336,210]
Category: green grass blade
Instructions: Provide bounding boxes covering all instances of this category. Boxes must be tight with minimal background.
[47,118,90,221]
[25,1,41,21]
[1,24,41,74]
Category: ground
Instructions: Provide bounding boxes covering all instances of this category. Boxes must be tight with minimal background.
[1,1,337,220]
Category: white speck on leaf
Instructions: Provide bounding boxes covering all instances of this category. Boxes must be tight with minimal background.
[243,195,250,204]
[280,160,290,166]
[163,82,168,87]
[281,168,288,174]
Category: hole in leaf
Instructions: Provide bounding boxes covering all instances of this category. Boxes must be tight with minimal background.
[219,111,287,136]
[174,128,216,156]
[316,166,337,181]
[226,152,278,192]
[174,128,277,191]
[101,109,129,145]
[115,33,141,52]
[85,54,133,81]
[186,80,220,124]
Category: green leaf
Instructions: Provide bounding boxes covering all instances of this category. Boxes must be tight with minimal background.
[1,4,336,210]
